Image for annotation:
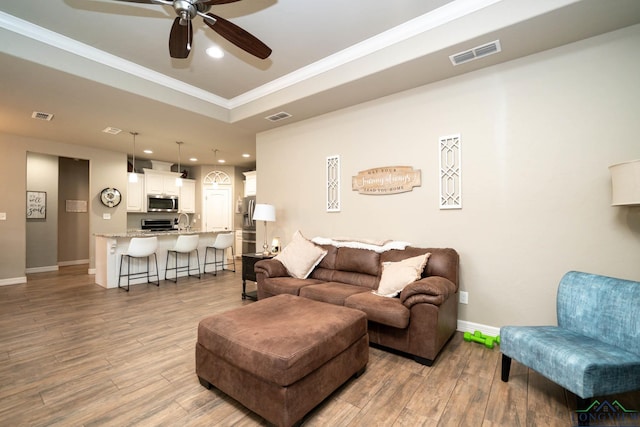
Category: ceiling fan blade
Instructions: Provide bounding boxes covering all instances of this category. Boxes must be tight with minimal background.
[169,17,193,59]
[203,13,272,59]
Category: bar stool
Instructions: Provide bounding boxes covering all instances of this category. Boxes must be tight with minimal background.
[203,232,236,275]
[118,237,160,292]
[165,234,201,283]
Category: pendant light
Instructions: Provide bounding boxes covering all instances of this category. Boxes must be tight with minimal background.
[175,141,183,187]
[128,131,138,183]
[211,149,219,189]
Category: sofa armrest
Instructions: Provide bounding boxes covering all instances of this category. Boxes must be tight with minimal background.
[254,258,290,278]
[400,276,457,308]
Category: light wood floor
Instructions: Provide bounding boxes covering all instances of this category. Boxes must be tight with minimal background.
[1,265,638,426]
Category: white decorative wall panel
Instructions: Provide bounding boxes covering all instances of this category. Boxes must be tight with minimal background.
[326,155,341,212]
[439,134,462,209]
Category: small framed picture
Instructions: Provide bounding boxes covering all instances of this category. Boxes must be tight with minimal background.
[27,191,47,219]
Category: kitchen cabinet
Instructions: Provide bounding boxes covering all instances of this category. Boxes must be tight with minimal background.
[126,173,145,212]
[145,170,180,196]
[243,171,256,197]
[180,179,196,213]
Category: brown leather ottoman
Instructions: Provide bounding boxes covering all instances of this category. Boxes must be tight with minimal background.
[196,294,368,427]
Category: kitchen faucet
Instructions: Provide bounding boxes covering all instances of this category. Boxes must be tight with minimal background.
[177,212,190,231]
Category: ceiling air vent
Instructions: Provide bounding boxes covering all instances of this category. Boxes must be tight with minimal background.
[450,40,501,66]
[265,111,292,122]
[31,111,54,121]
[102,127,122,135]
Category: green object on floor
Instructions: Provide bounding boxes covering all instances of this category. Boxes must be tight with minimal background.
[463,330,501,349]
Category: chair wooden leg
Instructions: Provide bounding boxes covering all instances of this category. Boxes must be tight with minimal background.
[577,396,590,426]
[501,354,511,382]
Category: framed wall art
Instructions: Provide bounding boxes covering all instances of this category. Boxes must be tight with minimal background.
[26,191,47,219]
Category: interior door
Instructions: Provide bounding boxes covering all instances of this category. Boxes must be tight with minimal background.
[204,187,231,232]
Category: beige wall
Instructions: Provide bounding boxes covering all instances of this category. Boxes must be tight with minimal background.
[26,152,58,270]
[58,157,90,264]
[256,24,640,328]
[0,133,126,284]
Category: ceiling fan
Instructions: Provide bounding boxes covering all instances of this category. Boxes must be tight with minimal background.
[112,0,272,59]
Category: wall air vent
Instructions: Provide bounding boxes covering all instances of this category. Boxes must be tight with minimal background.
[102,127,122,135]
[31,111,54,121]
[265,111,292,122]
[449,40,501,66]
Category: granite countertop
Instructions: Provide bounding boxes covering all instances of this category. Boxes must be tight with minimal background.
[94,229,216,238]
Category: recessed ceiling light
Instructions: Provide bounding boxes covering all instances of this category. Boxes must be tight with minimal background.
[218,159,226,163]
[242,153,250,158]
[206,46,224,59]
[143,149,153,154]
[189,157,198,162]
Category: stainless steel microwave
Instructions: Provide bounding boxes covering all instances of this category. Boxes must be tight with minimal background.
[147,195,179,212]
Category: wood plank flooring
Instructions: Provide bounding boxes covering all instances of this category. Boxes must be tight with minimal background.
[1,265,638,426]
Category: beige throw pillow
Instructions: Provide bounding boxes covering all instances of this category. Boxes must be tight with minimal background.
[373,253,431,297]
[274,231,328,279]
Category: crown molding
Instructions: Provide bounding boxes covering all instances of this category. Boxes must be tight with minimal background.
[0,0,501,116]
[0,10,230,108]
[228,0,501,108]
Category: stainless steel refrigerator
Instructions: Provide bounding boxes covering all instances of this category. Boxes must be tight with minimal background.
[241,196,256,254]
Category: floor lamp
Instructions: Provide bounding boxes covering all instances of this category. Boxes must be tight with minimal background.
[252,204,276,255]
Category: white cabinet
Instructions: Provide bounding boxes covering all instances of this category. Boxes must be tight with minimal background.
[180,179,196,213]
[144,170,180,196]
[243,171,257,197]
[126,174,145,212]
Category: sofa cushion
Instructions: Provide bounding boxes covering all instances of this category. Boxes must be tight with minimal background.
[334,247,380,277]
[299,282,370,305]
[345,292,410,329]
[373,253,430,297]
[275,230,327,279]
[259,277,324,297]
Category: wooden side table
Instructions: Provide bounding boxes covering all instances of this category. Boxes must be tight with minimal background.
[242,253,274,300]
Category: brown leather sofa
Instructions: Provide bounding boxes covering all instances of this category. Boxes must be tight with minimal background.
[255,245,459,365]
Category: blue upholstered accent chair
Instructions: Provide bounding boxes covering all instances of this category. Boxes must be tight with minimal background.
[501,271,640,424]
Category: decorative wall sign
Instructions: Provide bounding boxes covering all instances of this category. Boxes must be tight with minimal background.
[26,191,46,219]
[66,200,87,213]
[352,166,421,195]
[439,134,462,209]
[326,155,341,211]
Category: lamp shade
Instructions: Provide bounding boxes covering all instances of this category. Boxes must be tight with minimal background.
[253,204,276,222]
[609,159,640,206]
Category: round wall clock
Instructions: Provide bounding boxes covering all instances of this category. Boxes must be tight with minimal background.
[100,187,121,208]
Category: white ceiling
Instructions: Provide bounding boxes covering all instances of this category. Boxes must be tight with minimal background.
[1,0,640,167]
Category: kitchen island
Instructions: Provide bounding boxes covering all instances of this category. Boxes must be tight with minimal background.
[95,230,225,289]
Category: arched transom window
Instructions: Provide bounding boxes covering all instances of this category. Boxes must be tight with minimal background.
[204,170,231,186]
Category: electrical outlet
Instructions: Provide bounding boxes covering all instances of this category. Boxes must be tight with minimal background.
[459,291,469,304]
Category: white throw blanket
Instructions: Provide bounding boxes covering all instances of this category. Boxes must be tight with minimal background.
[311,236,411,253]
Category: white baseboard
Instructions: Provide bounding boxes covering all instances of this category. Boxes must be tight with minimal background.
[0,276,27,286]
[25,265,59,274]
[58,259,89,267]
[457,320,501,337]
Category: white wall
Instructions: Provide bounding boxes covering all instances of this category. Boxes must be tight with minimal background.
[256,24,640,328]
